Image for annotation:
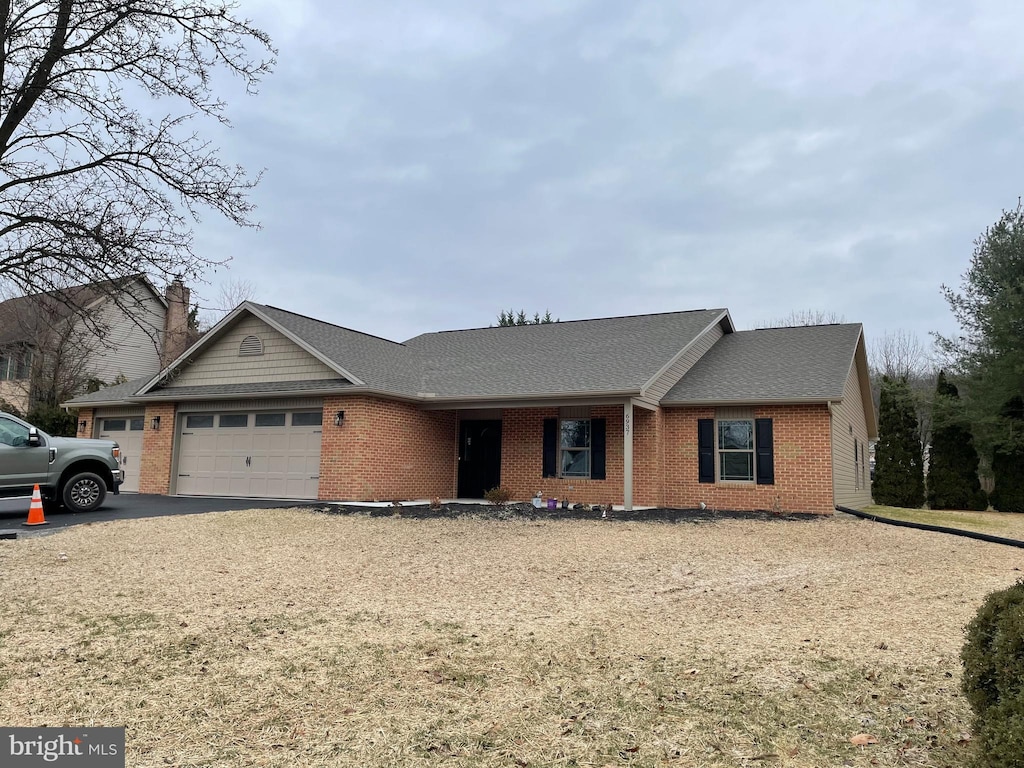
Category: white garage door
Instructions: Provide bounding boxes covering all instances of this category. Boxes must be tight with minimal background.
[97,415,145,492]
[176,410,322,499]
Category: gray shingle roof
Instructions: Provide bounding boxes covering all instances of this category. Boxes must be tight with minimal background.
[64,375,153,406]
[661,324,863,404]
[260,305,728,400]
[0,275,162,346]
[64,308,861,410]
[137,379,354,399]
[402,310,728,399]
[254,305,421,394]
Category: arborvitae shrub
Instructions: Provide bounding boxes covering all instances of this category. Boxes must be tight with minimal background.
[873,376,925,507]
[962,579,1024,766]
[928,372,988,511]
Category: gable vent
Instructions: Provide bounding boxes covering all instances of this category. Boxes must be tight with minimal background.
[238,335,264,356]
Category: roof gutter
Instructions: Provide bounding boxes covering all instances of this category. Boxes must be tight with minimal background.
[662,396,842,407]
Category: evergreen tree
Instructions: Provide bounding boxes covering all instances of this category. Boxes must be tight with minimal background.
[873,376,926,507]
[991,396,1024,513]
[937,202,1024,462]
[496,309,557,327]
[927,371,988,510]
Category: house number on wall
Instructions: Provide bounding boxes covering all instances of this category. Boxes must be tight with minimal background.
[624,411,631,437]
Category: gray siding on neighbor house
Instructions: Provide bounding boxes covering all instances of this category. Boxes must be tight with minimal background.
[170,316,339,387]
[81,283,165,385]
[644,321,725,403]
[831,359,873,509]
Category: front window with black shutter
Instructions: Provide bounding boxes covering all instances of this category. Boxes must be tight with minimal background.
[543,416,606,480]
[697,415,774,485]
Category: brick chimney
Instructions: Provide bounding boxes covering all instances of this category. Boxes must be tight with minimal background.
[161,277,191,366]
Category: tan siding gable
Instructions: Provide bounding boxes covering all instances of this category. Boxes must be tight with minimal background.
[645,322,725,403]
[170,315,340,387]
[831,358,873,509]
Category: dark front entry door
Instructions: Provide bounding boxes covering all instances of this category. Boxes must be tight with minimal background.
[457,420,502,498]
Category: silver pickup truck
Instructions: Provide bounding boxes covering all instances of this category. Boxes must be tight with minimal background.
[0,411,122,513]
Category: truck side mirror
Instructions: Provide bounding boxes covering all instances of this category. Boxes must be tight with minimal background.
[27,427,40,447]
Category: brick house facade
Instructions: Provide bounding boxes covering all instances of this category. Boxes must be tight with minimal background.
[66,303,876,514]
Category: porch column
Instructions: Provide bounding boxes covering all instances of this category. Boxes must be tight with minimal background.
[623,401,633,511]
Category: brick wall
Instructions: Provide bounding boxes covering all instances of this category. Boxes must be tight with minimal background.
[632,407,663,507]
[138,404,176,494]
[662,405,834,514]
[498,405,648,507]
[76,408,94,438]
[318,395,456,501]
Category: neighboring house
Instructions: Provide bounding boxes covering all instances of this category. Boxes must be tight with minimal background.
[66,304,876,513]
[1,275,192,492]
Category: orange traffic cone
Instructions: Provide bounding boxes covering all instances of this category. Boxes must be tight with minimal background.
[23,484,49,527]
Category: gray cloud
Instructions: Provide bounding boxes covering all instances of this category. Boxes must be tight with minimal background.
[192,0,1024,353]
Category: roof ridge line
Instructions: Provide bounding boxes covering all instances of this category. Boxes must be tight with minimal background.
[423,307,725,336]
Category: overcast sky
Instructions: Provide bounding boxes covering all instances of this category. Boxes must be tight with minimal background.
[191,0,1024,353]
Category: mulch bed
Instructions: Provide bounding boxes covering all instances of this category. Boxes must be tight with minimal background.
[312,501,819,524]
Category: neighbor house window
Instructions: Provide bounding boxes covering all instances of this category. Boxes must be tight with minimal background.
[560,419,591,477]
[0,349,31,380]
[718,419,754,481]
[854,440,860,490]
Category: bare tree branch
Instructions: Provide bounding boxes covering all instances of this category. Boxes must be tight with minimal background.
[754,309,846,329]
[0,0,275,314]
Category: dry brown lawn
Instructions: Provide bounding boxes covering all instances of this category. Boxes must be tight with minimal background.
[863,504,1024,539]
[0,509,1020,767]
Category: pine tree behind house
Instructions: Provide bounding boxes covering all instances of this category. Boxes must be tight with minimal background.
[927,371,988,511]
[873,376,926,508]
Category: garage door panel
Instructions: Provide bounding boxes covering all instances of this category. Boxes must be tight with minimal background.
[97,415,145,493]
[177,409,321,499]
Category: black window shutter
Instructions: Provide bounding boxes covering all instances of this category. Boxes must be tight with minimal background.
[698,419,714,483]
[755,418,775,485]
[591,418,606,480]
[542,418,557,478]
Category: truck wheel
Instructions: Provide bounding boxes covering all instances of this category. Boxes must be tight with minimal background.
[61,472,107,513]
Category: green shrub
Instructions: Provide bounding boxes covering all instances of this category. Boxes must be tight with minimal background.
[962,579,1024,766]
[483,486,512,506]
[25,404,78,437]
[991,444,1024,513]
[873,376,925,508]
[928,372,988,511]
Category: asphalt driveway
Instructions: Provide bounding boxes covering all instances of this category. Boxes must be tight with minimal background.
[0,494,315,535]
